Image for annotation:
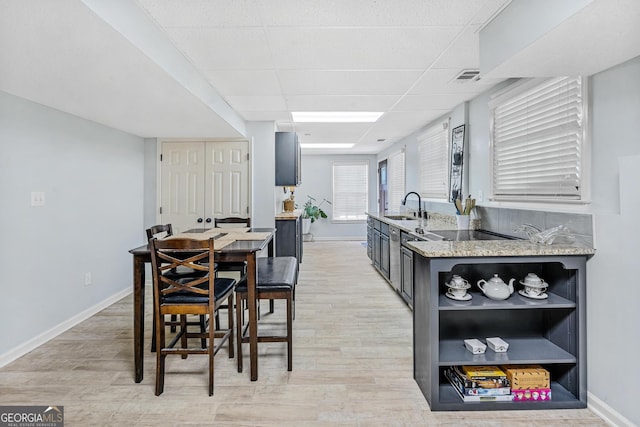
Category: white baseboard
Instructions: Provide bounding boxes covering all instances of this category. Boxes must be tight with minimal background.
[304,236,366,241]
[588,392,636,427]
[0,287,132,368]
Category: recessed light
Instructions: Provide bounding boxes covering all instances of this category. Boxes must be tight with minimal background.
[292,112,383,123]
[300,143,355,149]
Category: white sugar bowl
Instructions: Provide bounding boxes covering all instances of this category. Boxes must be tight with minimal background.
[520,273,548,289]
[447,275,470,289]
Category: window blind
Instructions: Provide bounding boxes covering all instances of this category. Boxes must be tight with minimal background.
[387,150,405,212]
[418,121,449,199]
[332,161,369,221]
[491,76,585,200]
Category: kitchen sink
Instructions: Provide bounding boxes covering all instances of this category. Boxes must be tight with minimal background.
[384,214,417,220]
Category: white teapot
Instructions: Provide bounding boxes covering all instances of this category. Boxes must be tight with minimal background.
[477,274,515,300]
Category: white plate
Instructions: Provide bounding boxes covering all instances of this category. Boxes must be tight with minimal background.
[518,289,548,299]
[446,291,472,301]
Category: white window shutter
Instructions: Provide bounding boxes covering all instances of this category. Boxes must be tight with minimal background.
[332,162,369,221]
[387,150,405,212]
[418,121,449,199]
[491,76,586,200]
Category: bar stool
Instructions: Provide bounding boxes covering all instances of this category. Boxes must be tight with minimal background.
[235,256,297,373]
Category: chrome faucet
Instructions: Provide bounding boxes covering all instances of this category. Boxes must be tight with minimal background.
[402,192,423,223]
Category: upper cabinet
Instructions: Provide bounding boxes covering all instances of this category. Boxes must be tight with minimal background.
[275,132,301,186]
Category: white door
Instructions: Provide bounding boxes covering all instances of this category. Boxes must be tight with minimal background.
[205,140,249,219]
[160,141,250,232]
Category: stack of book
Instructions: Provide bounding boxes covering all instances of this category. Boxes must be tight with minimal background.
[445,365,513,402]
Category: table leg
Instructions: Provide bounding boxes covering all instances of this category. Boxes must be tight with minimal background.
[133,254,145,383]
[246,253,258,381]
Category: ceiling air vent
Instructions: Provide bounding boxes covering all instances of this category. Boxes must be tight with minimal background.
[454,69,480,82]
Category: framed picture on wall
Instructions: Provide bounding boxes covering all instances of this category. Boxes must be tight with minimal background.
[449,124,465,202]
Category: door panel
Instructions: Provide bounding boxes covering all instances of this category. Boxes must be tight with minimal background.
[205,141,249,219]
[161,142,205,233]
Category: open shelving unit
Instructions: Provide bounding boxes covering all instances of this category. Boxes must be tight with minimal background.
[413,255,587,411]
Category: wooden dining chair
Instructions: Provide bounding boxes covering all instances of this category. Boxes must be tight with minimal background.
[214,217,251,229]
[213,217,252,324]
[149,236,235,396]
[146,224,208,350]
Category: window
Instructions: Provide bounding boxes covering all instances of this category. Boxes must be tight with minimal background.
[386,150,405,212]
[490,76,588,202]
[418,120,450,199]
[332,161,369,221]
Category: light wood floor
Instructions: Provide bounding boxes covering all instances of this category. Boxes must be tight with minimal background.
[0,241,606,426]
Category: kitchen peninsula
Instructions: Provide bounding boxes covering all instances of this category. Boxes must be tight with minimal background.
[367,212,595,411]
[410,240,593,411]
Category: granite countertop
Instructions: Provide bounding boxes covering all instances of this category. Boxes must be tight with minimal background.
[405,239,595,258]
[366,211,595,258]
[367,211,474,232]
[276,209,303,220]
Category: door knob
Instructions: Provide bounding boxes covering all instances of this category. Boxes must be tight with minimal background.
[197,218,203,223]
[205,218,212,223]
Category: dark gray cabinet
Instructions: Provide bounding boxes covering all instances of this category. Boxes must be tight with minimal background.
[366,218,373,260]
[400,245,413,307]
[367,216,390,281]
[413,254,587,411]
[275,132,301,186]
[275,216,303,263]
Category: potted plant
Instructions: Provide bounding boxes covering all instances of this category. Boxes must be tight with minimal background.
[301,195,331,234]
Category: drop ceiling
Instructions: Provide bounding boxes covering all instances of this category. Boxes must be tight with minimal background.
[1,0,638,154]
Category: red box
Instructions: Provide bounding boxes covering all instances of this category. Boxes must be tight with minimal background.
[512,388,552,401]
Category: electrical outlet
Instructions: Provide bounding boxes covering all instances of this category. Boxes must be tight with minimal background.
[31,191,46,206]
[478,190,484,202]
[84,272,92,286]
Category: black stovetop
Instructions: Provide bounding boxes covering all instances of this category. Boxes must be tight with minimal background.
[430,229,519,241]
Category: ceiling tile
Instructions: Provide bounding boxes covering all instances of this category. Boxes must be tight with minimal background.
[165,28,274,69]
[241,111,291,121]
[136,0,261,27]
[225,95,288,111]
[292,122,374,140]
[392,94,472,111]
[368,110,449,141]
[277,69,423,95]
[267,27,461,70]
[257,0,492,27]
[202,69,281,96]
[430,25,481,69]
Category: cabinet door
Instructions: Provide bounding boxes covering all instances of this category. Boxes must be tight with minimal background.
[373,230,381,268]
[400,246,413,305]
[275,132,301,186]
[380,233,390,278]
[276,217,303,263]
[366,226,373,260]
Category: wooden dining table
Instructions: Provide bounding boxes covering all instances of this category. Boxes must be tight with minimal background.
[128,227,275,383]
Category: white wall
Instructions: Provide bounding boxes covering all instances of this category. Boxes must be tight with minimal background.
[246,121,277,229]
[585,56,640,426]
[0,90,144,360]
[297,154,378,240]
